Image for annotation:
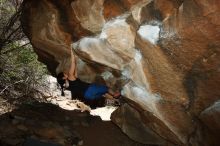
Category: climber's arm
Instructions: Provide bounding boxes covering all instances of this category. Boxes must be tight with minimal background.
[68,51,77,80]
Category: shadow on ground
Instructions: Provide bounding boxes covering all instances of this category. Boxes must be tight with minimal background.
[0,100,152,146]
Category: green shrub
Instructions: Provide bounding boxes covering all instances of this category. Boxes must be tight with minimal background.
[0,0,48,98]
[0,43,48,97]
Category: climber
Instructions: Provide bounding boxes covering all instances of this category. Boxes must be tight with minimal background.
[56,50,120,108]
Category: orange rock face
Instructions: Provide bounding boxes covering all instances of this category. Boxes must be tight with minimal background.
[21,0,220,145]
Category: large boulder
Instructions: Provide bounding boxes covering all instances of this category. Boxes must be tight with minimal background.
[21,0,220,145]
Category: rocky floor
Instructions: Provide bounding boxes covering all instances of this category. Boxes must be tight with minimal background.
[0,101,150,146]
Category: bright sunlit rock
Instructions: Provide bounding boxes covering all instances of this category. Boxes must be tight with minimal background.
[137,25,160,44]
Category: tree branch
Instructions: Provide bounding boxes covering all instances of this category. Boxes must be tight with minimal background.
[5,25,22,41]
[0,80,24,95]
[2,9,21,35]
[1,42,30,55]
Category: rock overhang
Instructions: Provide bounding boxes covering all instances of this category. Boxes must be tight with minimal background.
[21,0,220,145]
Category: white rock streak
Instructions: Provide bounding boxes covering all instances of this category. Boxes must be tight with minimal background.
[201,100,220,115]
[121,50,160,113]
[138,25,160,44]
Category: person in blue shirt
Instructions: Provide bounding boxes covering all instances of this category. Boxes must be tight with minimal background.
[57,51,120,108]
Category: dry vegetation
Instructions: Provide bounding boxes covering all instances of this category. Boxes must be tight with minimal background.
[0,0,49,113]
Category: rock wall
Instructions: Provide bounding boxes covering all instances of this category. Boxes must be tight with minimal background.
[21,0,220,145]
